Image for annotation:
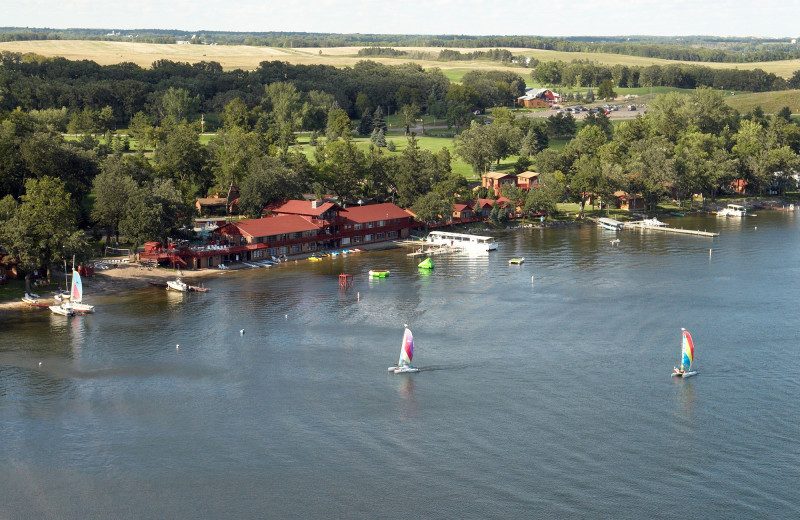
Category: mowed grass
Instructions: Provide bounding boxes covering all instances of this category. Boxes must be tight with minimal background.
[2,40,798,79]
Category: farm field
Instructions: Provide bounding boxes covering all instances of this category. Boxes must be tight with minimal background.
[1,40,799,79]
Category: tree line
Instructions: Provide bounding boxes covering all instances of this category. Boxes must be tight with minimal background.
[531,59,799,93]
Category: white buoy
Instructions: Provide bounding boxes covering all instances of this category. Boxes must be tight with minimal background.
[709,248,712,259]
[285,314,288,319]
[754,226,757,230]
[240,329,245,335]
[38,362,42,367]
[176,344,179,349]
[357,292,360,301]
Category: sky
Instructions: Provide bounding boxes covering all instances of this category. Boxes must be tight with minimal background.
[4,0,799,39]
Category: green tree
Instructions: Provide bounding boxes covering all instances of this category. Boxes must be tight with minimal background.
[0,176,80,290]
[238,156,306,217]
[598,79,617,100]
[152,123,208,193]
[91,167,138,245]
[523,171,565,218]
[315,140,366,201]
[412,191,452,228]
[160,87,201,125]
[454,121,493,174]
[325,108,353,142]
[208,126,264,201]
[399,103,420,135]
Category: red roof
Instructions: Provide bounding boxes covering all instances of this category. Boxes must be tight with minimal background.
[272,200,338,217]
[453,203,472,212]
[340,203,413,223]
[221,215,320,238]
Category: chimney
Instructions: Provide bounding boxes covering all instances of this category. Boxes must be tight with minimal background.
[311,200,319,209]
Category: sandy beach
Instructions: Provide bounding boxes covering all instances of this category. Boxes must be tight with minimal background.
[0,262,226,312]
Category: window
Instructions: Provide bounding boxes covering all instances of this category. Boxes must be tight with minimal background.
[364,234,373,242]
[292,244,301,253]
[388,231,398,239]
[378,220,386,227]
[279,246,288,255]
[354,223,362,230]
[294,232,302,239]
[376,232,385,240]
[253,250,263,259]
[309,243,316,251]
[353,236,363,243]
[367,222,374,228]
[341,237,351,245]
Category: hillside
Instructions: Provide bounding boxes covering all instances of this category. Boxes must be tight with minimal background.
[1,40,799,79]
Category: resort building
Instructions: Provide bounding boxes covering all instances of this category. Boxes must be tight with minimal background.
[141,200,416,269]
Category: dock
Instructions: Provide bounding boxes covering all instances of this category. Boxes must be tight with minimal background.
[624,218,718,237]
[395,240,463,256]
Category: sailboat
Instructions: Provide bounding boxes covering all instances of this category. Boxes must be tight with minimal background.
[672,328,697,378]
[63,269,95,313]
[388,325,420,374]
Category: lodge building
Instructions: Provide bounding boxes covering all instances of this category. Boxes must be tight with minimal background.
[141,201,416,269]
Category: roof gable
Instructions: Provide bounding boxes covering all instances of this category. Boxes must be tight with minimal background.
[273,200,339,217]
[223,215,320,237]
[341,202,413,223]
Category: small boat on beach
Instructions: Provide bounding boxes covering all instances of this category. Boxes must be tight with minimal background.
[388,325,419,374]
[368,269,390,278]
[166,278,189,292]
[672,328,698,378]
[22,293,40,304]
[62,269,95,313]
[49,303,75,316]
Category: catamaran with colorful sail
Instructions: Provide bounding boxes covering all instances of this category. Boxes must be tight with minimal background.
[672,328,697,377]
[388,325,420,374]
[62,269,95,313]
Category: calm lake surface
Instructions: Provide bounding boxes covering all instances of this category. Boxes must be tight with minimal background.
[2,211,799,519]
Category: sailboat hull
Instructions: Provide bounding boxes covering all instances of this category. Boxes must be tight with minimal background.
[671,371,698,378]
[389,366,419,374]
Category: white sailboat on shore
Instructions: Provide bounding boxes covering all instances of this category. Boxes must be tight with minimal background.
[62,269,95,313]
[388,325,420,374]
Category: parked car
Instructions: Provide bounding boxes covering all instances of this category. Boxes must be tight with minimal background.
[628,105,637,111]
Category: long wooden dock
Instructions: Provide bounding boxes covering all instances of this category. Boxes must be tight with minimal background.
[624,219,718,237]
[395,240,463,256]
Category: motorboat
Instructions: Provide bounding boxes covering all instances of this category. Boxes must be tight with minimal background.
[426,230,497,252]
[717,204,749,217]
[166,279,189,292]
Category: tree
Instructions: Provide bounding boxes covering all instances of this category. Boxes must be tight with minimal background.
[221,97,252,130]
[0,176,80,290]
[152,123,208,193]
[264,82,301,153]
[625,136,676,211]
[238,156,306,217]
[119,179,189,251]
[523,171,565,219]
[358,108,373,135]
[91,167,138,245]
[208,126,263,200]
[325,108,353,142]
[399,103,420,135]
[315,140,366,201]
[598,79,617,100]
[371,128,386,148]
[160,87,201,125]
[454,121,493,174]
[412,192,452,228]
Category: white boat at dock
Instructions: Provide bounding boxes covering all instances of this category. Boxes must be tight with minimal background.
[597,217,624,230]
[49,303,75,316]
[426,230,497,252]
[716,204,751,217]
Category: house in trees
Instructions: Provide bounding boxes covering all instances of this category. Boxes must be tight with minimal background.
[452,202,475,224]
[614,191,645,210]
[516,171,541,190]
[482,172,516,192]
[195,187,240,216]
[517,88,560,108]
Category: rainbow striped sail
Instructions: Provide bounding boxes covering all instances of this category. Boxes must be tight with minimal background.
[398,327,414,367]
[681,329,694,372]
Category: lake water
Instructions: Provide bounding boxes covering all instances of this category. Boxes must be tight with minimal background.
[2,211,799,519]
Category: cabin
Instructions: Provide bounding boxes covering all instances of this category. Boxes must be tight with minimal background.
[730,179,749,194]
[195,187,239,216]
[452,202,474,223]
[481,172,516,192]
[516,171,541,190]
[614,191,646,211]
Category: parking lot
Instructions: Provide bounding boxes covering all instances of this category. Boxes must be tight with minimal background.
[524,102,648,121]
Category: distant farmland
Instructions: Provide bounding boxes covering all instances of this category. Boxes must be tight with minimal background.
[1,40,799,79]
